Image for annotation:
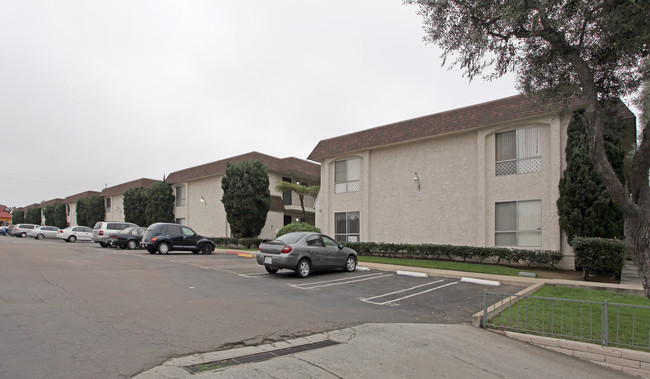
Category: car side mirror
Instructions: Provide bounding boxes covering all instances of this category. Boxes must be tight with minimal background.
[338,244,343,250]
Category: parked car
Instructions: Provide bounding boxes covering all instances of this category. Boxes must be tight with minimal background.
[10,224,39,238]
[256,232,358,278]
[107,227,147,249]
[141,223,215,254]
[92,222,138,247]
[5,225,16,236]
[29,226,61,240]
[57,226,93,242]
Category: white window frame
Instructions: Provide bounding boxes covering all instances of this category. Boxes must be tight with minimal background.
[495,126,542,176]
[175,185,186,207]
[334,211,360,243]
[334,158,361,193]
[495,200,542,247]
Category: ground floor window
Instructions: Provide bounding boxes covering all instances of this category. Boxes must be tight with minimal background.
[495,200,541,247]
[175,218,186,225]
[335,211,360,243]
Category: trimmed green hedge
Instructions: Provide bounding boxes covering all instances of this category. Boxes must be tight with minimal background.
[276,222,320,237]
[343,241,563,268]
[572,237,625,279]
[211,237,263,249]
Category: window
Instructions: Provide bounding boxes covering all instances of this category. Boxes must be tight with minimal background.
[335,158,360,193]
[181,226,195,237]
[495,126,542,176]
[66,204,70,216]
[105,198,111,211]
[175,218,186,225]
[175,185,186,207]
[282,177,292,205]
[306,235,324,247]
[495,200,542,247]
[335,211,360,242]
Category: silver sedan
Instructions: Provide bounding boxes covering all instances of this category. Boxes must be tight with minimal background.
[256,232,357,278]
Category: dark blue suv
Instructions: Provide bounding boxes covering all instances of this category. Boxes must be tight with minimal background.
[141,223,215,255]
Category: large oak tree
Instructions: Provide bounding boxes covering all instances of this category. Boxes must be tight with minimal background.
[405,0,650,297]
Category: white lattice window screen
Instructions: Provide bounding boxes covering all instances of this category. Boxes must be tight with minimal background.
[496,126,542,176]
[334,158,361,193]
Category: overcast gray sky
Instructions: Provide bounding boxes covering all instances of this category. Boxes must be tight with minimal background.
[1,0,616,208]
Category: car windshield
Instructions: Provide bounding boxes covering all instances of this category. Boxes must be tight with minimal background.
[275,233,305,245]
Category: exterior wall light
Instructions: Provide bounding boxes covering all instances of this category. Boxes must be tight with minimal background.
[413,172,421,192]
[200,196,206,206]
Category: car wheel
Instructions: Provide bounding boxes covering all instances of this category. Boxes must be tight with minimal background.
[127,240,138,250]
[68,235,77,243]
[344,256,357,272]
[295,259,311,278]
[20,232,27,238]
[157,243,169,254]
[201,244,213,254]
[36,233,45,240]
[265,265,278,274]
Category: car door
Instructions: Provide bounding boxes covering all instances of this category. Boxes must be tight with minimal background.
[305,234,329,268]
[180,226,200,250]
[73,227,92,241]
[44,227,58,238]
[161,225,184,249]
[322,235,346,267]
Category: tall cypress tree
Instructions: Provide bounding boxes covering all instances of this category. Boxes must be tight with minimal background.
[145,179,175,225]
[557,112,625,243]
[221,160,271,238]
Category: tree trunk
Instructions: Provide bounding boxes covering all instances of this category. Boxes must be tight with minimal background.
[625,216,650,299]
[299,194,307,222]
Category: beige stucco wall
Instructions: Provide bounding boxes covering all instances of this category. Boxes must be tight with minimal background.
[174,172,304,239]
[105,194,125,223]
[316,113,575,270]
[66,202,78,226]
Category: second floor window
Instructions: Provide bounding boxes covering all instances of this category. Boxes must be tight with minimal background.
[105,198,111,211]
[176,185,186,207]
[335,158,360,193]
[495,126,542,176]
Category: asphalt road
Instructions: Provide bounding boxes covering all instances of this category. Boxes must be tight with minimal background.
[0,236,522,378]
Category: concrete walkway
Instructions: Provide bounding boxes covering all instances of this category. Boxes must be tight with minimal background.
[136,323,634,378]
[135,258,645,378]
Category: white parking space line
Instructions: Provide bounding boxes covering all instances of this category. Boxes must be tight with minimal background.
[238,273,268,278]
[360,281,459,306]
[291,273,394,290]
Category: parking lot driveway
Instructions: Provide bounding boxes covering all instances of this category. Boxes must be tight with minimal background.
[0,238,523,378]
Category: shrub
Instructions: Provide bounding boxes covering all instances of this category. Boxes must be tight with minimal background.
[343,241,562,268]
[276,222,320,237]
[572,237,625,280]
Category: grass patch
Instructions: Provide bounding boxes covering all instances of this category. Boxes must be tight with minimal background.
[489,286,650,351]
[358,256,522,276]
[185,360,237,373]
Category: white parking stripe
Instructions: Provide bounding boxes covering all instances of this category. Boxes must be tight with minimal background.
[360,281,459,306]
[360,279,445,301]
[291,273,394,290]
[290,272,386,287]
[238,273,268,278]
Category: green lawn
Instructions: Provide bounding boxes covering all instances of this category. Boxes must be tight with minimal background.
[489,286,650,350]
[358,256,523,276]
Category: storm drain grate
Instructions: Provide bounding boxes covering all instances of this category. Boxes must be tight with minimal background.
[184,339,340,374]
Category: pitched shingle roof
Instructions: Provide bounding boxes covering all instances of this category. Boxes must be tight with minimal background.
[100,178,160,197]
[166,152,320,184]
[40,198,64,207]
[63,191,101,203]
[307,95,613,162]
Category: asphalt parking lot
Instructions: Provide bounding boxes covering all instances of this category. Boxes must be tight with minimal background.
[0,236,524,378]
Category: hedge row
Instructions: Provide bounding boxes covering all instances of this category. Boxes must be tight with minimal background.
[343,242,563,268]
[572,237,625,279]
[211,237,263,249]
